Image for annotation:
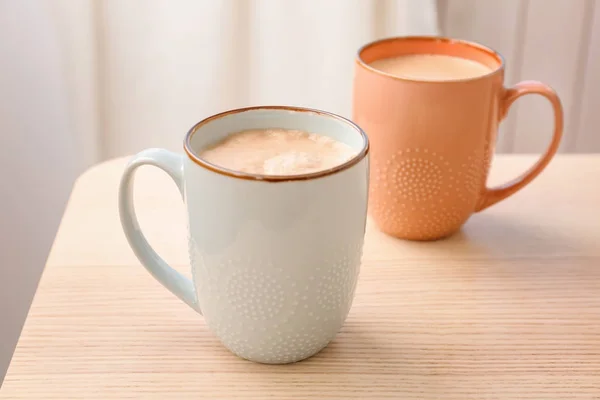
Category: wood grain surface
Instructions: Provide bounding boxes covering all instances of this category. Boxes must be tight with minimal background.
[2,155,599,399]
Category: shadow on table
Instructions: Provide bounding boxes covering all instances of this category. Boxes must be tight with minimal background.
[243,323,451,398]
[366,212,588,261]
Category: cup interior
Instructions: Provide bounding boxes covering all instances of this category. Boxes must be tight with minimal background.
[358,36,503,78]
[184,106,369,181]
[188,107,366,152]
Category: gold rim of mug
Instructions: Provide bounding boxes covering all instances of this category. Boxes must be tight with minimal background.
[356,35,506,83]
[183,105,370,182]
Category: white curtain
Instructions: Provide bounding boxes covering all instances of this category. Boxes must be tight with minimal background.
[51,0,439,170]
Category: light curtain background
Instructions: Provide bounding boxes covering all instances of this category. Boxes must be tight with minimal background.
[53,0,439,172]
[49,0,600,174]
[0,0,438,381]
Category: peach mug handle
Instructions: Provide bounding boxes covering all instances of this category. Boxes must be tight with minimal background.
[475,81,564,212]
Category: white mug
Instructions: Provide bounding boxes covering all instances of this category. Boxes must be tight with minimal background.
[119,106,369,364]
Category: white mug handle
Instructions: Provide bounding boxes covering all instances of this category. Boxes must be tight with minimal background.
[118,148,201,313]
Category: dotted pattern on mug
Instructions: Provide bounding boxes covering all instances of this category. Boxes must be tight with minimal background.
[369,147,488,240]
[189,239,363,364]
[226,269,286,321]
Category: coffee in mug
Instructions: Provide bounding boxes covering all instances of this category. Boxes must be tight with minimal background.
[119,106,369,364]
[353,36,563,240]
[369,54,492,81]
[199,128,357,175]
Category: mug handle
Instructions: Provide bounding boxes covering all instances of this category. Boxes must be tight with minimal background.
[118,148,201,313]
[475,81,564,212]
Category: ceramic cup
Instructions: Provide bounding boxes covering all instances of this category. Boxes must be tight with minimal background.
[353,36,563,240]
[118,106,369,364]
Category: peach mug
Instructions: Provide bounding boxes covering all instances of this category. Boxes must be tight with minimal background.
[352,36,563,240]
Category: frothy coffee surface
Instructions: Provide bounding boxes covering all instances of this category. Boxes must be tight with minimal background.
[369,54,492,81]
[199,129,357,175]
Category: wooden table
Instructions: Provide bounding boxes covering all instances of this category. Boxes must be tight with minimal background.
[2,155,599,399]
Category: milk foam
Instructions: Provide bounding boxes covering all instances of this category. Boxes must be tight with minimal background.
[199,129,357,175]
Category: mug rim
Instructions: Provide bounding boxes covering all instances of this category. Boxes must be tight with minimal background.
[356,35,505,83]
[183,105,370,182]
